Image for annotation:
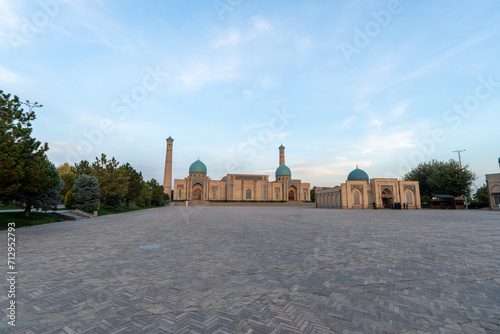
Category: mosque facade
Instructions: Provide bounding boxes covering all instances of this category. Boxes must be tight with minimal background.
[485,157,500,211]
[164,138,311,202]
[315,166,421,209]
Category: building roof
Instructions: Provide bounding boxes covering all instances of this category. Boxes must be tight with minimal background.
[275,164,291,178]
[189,159,207,174]
[347,166,369,182]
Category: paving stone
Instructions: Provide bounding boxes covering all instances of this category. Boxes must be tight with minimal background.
[0,207,499,333]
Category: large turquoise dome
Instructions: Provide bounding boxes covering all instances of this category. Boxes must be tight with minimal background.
[347,167,369,182]
[275,164,291,178]
[189,160,207,174]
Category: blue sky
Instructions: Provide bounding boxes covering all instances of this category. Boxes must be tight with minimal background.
[1,0,499,189]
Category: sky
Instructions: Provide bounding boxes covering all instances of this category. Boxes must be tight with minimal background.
[1,0,499,189]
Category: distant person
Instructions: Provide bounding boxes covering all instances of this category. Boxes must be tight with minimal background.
[403,203,406,210]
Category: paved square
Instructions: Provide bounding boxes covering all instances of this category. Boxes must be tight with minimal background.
[1,207,500,333]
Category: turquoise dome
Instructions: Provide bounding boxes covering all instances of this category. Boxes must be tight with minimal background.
[347,167,369,182]
[189,160,207,174]
[275,164,291,178]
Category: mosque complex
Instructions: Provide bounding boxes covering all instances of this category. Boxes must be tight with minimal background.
[162,137,422,209]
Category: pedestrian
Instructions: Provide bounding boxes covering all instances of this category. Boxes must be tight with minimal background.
[403,203,406,210]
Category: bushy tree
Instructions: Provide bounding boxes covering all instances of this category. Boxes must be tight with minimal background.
[137,182,152,207]
[404,159,476,204]
[72,175,100,211]
[121,163,143,206]
[91,154,129,209]
[0,91,61,216]
[58,162,77,198]
[72,160,92,176]
[65,188,75,209]
[148,178,165,206]
[472,184,489,208]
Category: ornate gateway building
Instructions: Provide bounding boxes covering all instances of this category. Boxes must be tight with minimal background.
[315,166,421,209]
[164,139,310,202]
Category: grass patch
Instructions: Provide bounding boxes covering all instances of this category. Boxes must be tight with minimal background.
[0,212,65,230]
[0,204,24,211]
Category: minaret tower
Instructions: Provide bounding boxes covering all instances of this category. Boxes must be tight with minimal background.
[163,136,174,197]
[279,144,285,166]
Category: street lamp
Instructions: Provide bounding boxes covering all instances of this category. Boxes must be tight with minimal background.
[21,100,43,112]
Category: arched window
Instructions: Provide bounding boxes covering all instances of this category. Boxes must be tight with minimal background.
[276,190,279,200]
[354,191,361,205]
[246,189,252,200]
[304,191,307,201]
[406,191,413,204]
[213,189,217,200]
[178,188,182,199]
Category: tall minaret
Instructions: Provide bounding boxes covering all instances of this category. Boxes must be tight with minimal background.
[163,136,174,196]
[279,144,285,166]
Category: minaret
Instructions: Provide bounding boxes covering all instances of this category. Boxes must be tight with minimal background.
[279,144,285,166]
[163,136,174,197]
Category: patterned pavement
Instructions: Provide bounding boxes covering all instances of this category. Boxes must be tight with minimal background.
[1,206,500,333]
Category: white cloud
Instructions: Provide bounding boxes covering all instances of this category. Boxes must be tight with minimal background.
[174,60,239,90]
[0,66,24,86]
[243,89,255,99]
[391,101,411,117]
[251,16,272,32]
[212,27,240,48]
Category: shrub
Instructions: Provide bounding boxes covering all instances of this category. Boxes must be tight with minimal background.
[73,175,100,211]
[64,189,75,209]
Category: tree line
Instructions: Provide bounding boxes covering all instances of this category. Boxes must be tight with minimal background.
[0,90,167,216]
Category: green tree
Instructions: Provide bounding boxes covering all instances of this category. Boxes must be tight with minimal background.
[65,188,75,209]
[121,163,143,206]
[404,159,476,204]
[472,184,489,208]
[58,162,77,198]
[72,175,100,211]
[91,154,129,209]
[137,182,153,207]
[72,160,92,176]
[310,186,316,202]
[148,178,165,206]
[0,92,60,216]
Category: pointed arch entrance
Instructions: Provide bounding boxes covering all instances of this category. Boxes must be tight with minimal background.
[192,183,203,200]
[381,188,394,208]
[288,185,296,201]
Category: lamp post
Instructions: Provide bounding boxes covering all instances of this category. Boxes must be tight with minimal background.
[21,100,43,113]
[452,149,465,168]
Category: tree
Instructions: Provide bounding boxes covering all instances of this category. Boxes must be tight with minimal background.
[121,163,143,206]
[137,182,152,207]
[58,162,77,198]
[404,159,476,204]
[472,184,489,208]
[310,186,316,202]
[148,178,165,206]
[72,175,100,211]
[0,92,61,216]
[91,154,129,209]
[72,160,92,176]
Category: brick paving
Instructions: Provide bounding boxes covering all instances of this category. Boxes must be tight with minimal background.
[1,207,500,333]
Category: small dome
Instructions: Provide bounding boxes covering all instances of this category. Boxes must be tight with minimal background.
[189,160,207,174]
[167,136,173,139]
[276,164,291,178]
[347,166,369,182]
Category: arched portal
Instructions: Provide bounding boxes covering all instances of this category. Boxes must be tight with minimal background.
[192,183,203,200]
[381,188,393,208]
[288,186,296,201]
